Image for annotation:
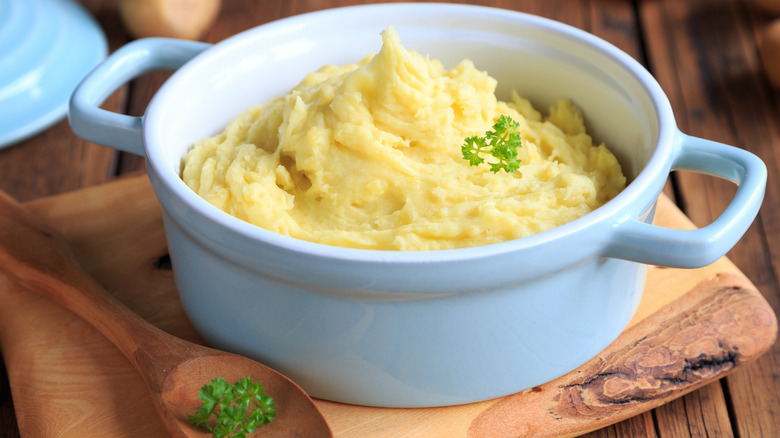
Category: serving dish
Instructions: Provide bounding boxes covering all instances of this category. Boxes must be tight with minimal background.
[0,0,106,148]
[68,3,766,407]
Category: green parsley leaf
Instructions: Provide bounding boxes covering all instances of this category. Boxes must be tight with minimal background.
[188,376,275,437]
[461,115,522,173]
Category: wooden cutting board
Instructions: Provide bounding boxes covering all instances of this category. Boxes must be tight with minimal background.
[0,175,776,438]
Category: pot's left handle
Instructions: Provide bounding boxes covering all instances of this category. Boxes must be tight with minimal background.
[69,38,211,156]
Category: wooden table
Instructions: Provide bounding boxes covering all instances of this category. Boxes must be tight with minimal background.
[1,0,778,436]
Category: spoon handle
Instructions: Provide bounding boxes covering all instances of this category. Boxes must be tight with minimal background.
[0,191,194,391]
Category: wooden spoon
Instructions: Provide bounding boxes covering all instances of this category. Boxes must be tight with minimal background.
[0,190,332,438]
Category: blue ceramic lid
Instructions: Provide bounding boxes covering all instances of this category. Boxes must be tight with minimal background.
[0,0,107,148]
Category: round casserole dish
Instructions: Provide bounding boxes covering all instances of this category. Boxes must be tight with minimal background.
[69,3,766,407]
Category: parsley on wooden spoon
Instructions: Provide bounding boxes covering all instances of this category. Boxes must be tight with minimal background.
[189,376,276,437]
[0,191,331,438]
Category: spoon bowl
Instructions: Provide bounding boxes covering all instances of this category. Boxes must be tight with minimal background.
[157,354,330,437]
[0,190,332,438]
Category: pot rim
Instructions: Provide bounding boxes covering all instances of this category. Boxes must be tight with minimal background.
[144,2,677,264]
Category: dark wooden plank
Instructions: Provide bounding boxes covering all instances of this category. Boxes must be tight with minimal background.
[0,359,16,438]
[654,382,735,437]
[654,397,693,437]
[683,382,734,437]
[615,413,659,438]
[0,121,115,201]
[573,412,658,438]
[638,0,780,437]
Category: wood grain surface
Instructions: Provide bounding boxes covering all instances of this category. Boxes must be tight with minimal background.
[1,0,779,437]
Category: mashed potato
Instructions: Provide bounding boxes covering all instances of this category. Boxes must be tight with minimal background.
[181,27,626,251]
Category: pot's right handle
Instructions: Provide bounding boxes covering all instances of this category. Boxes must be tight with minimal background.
[69,38,211,156]
[604,133,766,268]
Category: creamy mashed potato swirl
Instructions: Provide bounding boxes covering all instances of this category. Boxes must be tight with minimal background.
[181,27,626,251]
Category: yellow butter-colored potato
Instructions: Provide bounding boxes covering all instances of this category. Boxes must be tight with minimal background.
[181,27,626,251]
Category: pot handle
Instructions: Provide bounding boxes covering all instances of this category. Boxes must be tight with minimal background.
[604,133,766,268]
[68,38,211,156]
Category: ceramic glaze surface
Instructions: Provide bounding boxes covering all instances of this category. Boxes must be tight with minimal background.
[0,0,106,148]
[162,209,647,406]
[69,3,766,406]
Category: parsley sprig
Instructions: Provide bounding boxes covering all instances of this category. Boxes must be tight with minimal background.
[188,376,275,438]
[462,115,522,173]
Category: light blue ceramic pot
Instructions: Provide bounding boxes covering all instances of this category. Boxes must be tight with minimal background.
[68,3,766,407]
